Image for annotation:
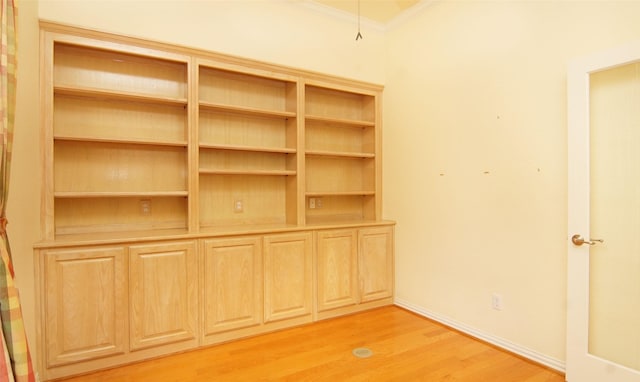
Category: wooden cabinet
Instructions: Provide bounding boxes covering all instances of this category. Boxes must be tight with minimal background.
[316,225,394,320]
[316,229,359,312]
[42,246,127,367]
[37,23,392,381]
[38,241,199,380]
[358,226,394,302]
[128,241,198,351]
[263,232,313,323]
[200,232,315,345]
[201,236,263,345]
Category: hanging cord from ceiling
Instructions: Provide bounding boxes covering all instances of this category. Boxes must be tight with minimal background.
[355,0,363,40]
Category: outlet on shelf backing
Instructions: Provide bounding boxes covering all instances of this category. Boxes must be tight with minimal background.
[234,200,243,213]
[140,199,151,216]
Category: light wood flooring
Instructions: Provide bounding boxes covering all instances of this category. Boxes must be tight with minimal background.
[56,306,565,381]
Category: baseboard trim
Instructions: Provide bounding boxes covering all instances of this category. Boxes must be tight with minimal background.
[394,298,566,373]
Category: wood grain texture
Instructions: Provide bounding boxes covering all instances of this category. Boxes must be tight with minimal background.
[44,247,127,367]
[358,226,394,303]
[201,236,263,341]
[128,241,198,351]
[263,232,313,323]
[316,229,359,312]
[54,43,187,99]
[55,306,564,382]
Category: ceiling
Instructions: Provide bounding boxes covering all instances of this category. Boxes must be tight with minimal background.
[311,0,423,24]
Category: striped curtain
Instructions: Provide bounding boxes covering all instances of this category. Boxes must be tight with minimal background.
[0,1,35,381]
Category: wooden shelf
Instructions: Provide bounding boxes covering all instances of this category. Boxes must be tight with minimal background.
[54,135,188,147]
[305,114,374,128]
[55,85,188,106]
[305,150,373,158]
[44,25,382,241]
[199,169,296,176]
[54,191,189,198]
[199,143,295,154]
[306,191,375,197]
[199,101,296,120]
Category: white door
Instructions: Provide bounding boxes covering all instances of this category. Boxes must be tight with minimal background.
[567,41,640,382]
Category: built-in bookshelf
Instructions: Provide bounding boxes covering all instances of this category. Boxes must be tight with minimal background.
[37,22,393,382]
[42,31,383,240]
[197,63,299,229]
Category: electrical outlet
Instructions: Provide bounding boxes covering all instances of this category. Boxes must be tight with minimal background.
[140,199,151,215]
[234,200,243,213]
[491,293,503,311]
[309,198,316,209]
[316,197,323,209]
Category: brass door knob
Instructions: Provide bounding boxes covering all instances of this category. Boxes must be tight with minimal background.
[571,234,604,246]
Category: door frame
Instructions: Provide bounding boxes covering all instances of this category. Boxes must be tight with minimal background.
[566,40,640,382]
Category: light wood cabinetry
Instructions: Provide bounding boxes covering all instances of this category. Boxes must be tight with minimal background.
[37,23,393,381]
[316,229,359,312]
[128,241,198,351]
[200,232,314,346]
[315,225,394,320]
[200,236,263,345]
[42,246,127,368]
[263,232,313,323]
[42,32,191,239]
[304,84,380,224]
[358,226,394,303]
[197,61,301,229]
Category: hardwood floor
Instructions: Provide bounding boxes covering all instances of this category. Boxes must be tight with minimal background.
[56,306,565,381]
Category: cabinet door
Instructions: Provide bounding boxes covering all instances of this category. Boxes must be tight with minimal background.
[358,226,394,303]
[263,232,313,322]
[44,246,127,367]
[201,237,262,339]
[316,230,359,312]
[129,241,197,351]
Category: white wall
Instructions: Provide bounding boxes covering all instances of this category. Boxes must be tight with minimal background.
[384,0,640,366]
[13,0,640,375]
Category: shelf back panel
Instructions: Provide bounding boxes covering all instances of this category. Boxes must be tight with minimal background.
[199,110,294,149]
[305,195,375,223]
[305,156,375,194]
[199,175,290,227]
[200,150,294,173]
[54,43,187,99]
[199,67,296,113]
[54,95,187,144]
[305,86,375,123]
[54,141,187,193]
[305,120,374,155]
[55,196,187,236]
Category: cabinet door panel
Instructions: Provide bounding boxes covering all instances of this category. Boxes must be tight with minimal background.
[317,230,358,311]
[129,241,197,350]
[202,237,262,336]
[44,247,127,367]
[263,232,312,322]
[359,227,394,302]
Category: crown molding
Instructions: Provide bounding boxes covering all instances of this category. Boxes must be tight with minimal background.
[385,0,437,31]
